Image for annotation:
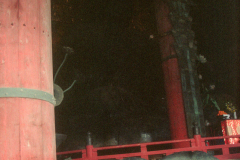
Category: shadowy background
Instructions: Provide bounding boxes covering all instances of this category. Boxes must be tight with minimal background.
[51,0,239,150]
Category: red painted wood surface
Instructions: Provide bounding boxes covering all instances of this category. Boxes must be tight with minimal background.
[0,0,56,159]
[154,0,189,148]
[221,119,240,144]
[57,134,240,160]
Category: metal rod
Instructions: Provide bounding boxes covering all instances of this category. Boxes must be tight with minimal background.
[54,53,68,83]
[63,80,77,93]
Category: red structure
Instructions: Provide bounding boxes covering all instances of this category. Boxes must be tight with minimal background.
[57,134,240,160]
[221,119,240,144]
[154,0,189,147]
[0,0,56,159]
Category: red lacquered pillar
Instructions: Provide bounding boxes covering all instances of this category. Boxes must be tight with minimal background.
[0,0,56,159]
[154,0,189,148]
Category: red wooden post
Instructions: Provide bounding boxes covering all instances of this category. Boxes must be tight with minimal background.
[222,147,230,156]
[193,135,207,152]
[154,0,189,148]
[86,145,94,159]
[140,144,148,159]
[194,135,202,148]
[82,150,87,159]
[0,0,56,159]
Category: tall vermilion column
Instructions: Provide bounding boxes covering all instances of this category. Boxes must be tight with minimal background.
[155,0,189,148]
[0,0,56,159]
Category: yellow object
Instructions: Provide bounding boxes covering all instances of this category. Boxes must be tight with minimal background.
[226,102,237,113]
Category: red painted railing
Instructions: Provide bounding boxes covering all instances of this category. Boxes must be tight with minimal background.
[57,134,240,160]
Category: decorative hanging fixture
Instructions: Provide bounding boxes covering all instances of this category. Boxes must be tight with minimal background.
[54,46,76,106]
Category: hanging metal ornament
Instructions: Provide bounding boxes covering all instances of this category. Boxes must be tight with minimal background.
[54,46,76,107]
[54,84,64,107]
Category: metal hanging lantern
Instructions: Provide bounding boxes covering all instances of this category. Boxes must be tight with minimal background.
[54,83,64,107]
